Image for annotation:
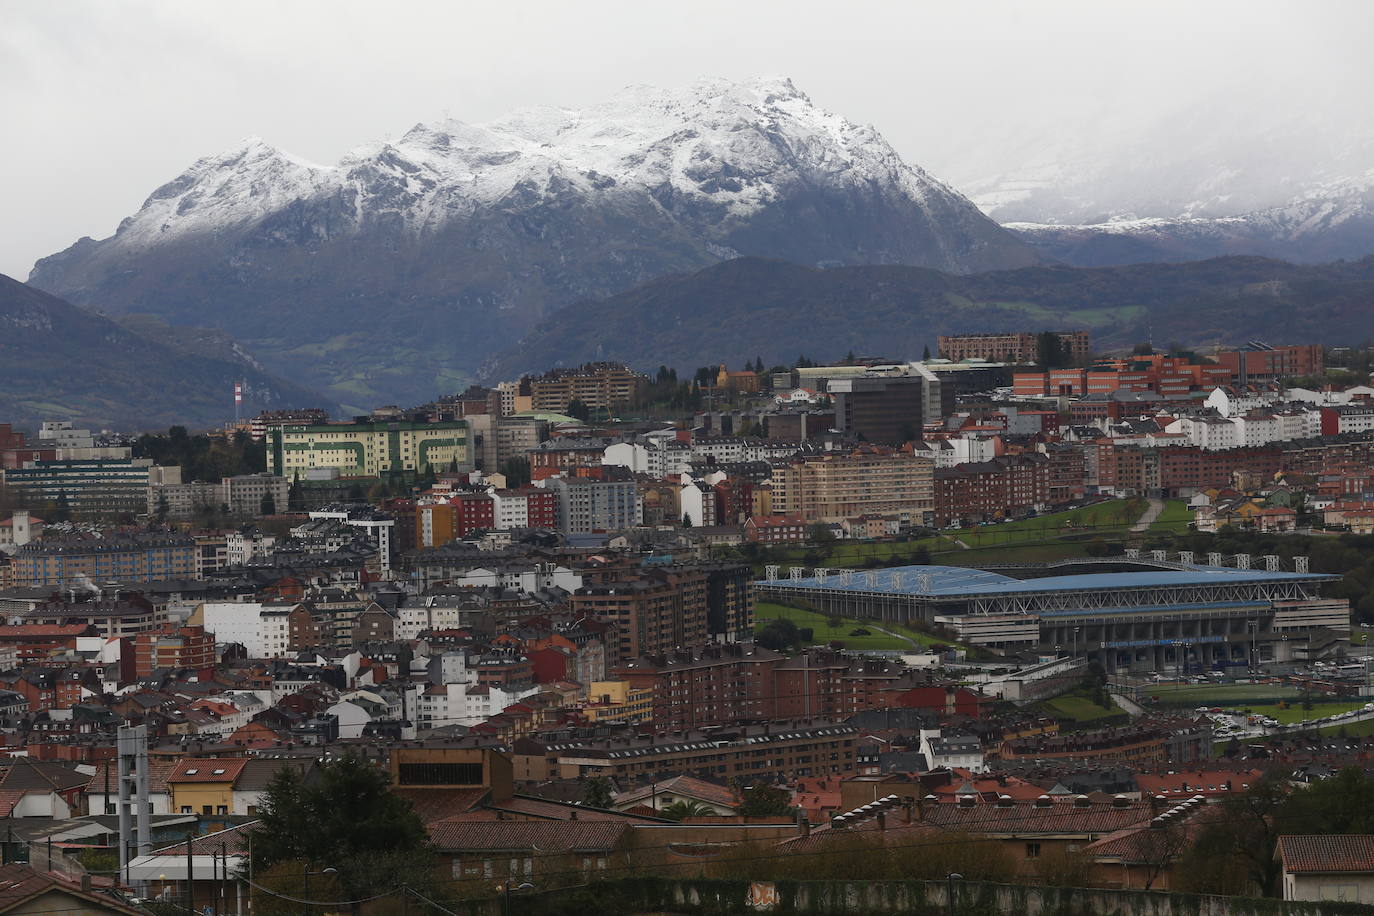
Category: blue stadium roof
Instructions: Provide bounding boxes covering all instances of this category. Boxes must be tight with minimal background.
[755,563,1334,598]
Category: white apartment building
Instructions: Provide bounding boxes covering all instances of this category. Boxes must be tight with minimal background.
[414,681,542,730]
[195,602,292,658]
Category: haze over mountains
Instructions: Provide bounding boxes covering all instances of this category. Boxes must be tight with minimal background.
[27,78,1035,411]
[934,98,1374,267]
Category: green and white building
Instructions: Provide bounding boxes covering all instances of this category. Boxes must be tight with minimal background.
[267,420,469,477]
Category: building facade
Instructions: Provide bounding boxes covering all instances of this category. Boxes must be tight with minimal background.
[266,420,468,477]
[771,447,933,524]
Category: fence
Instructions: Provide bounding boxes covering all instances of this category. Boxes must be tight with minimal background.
[498,877,1374,916]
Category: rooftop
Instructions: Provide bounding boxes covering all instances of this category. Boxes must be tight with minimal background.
[757,560,1334,598]
[1278,835,1374,874]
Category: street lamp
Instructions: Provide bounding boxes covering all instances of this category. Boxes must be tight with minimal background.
[303,866,337,911]
[499,880,534,916]
[947,873,963,916]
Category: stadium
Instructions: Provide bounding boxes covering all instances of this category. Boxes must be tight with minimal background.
[755,555,1349,673]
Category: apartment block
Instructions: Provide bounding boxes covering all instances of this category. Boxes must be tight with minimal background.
[571,566,710,661]
[3,458,159,516]
[933,454,1050,525]
[134,625,217,677]
[10,534,197,588]
[266,420,468,477]
[938,330,1089,364]
[526,363,648,413]
[770,446,933,524]
[545,476,640,533]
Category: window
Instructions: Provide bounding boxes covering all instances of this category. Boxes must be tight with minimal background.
[181,806,192,814]
[1025,842,1041,859]
[202,805,213,815]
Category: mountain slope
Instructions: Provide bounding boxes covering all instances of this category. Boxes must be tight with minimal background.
[485,256,1374,378]
[28,78,1037,409]
[0,275,329,431]
[1010,170,1374,267]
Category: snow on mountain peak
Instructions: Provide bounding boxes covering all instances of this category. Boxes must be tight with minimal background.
[104,78,963,249]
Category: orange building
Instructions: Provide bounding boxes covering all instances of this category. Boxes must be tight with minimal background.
[134,625,217,677]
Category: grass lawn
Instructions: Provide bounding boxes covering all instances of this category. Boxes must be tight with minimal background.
[1317,717,1374,738]
[954,498,1147,549]
[1242,701,1366,724]
[754,536,943,570]
[1149,499,1194,533]
[754,601,964,651]
[1040,690,1126,723]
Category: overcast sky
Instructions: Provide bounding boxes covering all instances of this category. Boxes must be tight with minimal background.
[3,0,1370,278]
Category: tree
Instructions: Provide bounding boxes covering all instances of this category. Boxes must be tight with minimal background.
[260,492,277,516]
[660,799,714,821]
[922,344,931,361]
[155,491,169,524]
[565,398,591,421]
[1132,341,1155,356]
[581,776,614,809]
[246,754,432,901]
[753,618,801,652]
[808,522,835,543]
[288,472,305,512]
[497,457,531,489]
[681,512,694,528]
[737,784,794,818]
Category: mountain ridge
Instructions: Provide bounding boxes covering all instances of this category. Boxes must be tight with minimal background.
[0,275,330,431]
[27,77,1038,408]
[484,255,1374,379]
[1009,169,1374,267]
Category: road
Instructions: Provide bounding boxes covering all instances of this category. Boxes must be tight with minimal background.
[1130,497,1165,533]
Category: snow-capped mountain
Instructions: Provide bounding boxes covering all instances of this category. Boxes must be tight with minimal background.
[29,78,1036,408]
[1009,170,1374,267]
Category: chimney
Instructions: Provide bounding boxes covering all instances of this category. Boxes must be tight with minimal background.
[798,815,810,837]
[876,811,886,831]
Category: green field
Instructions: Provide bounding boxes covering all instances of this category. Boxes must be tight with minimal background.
[1241,701,1366,724]
[1317,716,1374,738]
[951,499,1148,549]
[1041,690,1127,723]
[757,537,944,569]
[754,601,965,651]
[1149,499,1194,533]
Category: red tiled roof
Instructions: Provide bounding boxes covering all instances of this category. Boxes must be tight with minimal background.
[0,625,88,638]
[1135,769,1261,798]
[392,788,487,825]
[166,757,249,783]
[614,775,738,810]
[428,820,628,853]
[0,862,144,914]
[1278,835,1374,874]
